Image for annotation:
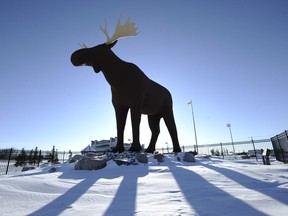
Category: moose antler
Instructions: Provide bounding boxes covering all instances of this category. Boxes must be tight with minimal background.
[78,42,87,48]
[99,16,139,44]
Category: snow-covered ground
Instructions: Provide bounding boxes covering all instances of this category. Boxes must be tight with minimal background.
[0,153,287,216]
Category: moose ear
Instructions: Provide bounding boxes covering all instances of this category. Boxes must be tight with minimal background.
[108,40,118,49]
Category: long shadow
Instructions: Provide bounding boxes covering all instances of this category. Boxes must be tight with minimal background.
[28,164,148,216]
[104,166,148,216]
[169,163,266,216]
[27,174,100,216]
[201,162,288,205]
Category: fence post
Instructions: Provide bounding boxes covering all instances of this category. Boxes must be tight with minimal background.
[251,138,258,162]
[276,135,286,163]
[283,130,288,163]
[68,150,72,160]
[220,142,224,159]
[38,150,42,167]
[5,148,13,175]
[51,146,55,164]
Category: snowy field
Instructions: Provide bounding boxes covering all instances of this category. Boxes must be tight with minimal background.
[0,153,287,216]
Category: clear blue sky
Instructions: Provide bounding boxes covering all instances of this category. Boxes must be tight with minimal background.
[1,0,287,152]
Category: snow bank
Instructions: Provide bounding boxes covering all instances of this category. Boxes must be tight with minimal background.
[0,153,287,216]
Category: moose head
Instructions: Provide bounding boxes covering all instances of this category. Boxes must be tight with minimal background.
[71,17,138,73]
[71,41,117,73]
[71,17,182,154]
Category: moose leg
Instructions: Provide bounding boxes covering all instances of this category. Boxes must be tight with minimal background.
[163,111,182,153]
[129,108,142,152]
[112,107,129,153]
[145,114,161,153]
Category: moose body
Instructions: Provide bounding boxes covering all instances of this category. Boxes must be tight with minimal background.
[70,18,181,153]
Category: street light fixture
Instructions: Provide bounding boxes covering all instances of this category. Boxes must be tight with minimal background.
[226,123,235,157]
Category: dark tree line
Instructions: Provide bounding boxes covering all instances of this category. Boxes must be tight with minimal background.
[14,147,41,167]
[14,146,59,167]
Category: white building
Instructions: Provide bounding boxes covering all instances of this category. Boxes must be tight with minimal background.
[248,149,262,157]
[91,137,132,152]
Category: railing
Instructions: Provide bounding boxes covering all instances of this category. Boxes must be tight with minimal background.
[157,138,273,160]
[0,137,279,175]
[271,130,288,163]
[0,148,81,175]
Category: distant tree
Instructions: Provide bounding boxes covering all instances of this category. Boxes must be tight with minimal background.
[14,148,27,167]
[38,150,43,165]
[48,146,59,164]
[33,147,39,165]
[0,149,10,160]
[210,149,215,155]
[54,149,59,164]
[28,149,34,165]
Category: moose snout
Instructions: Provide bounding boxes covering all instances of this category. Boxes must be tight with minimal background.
[71,50,86,66]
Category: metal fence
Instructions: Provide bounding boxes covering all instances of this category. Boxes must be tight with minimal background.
[0,147,81,175]
[0,138,276,175]
[157,138,273,159]
[271,130,288,163]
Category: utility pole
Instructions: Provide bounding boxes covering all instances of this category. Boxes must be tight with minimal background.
[226,123,235,157]
[188,100,198,152]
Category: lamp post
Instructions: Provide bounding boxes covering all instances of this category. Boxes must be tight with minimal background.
[188,100,198,152]
[226,123,235,157]
[166,142,169,153]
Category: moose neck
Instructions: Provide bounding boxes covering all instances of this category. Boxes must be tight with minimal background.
[100,49,128,87]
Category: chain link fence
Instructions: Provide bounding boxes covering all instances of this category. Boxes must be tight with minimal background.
[156,138,273,160]
[1,136,283,175]
[271,130,288,163]
[0,147,81,175]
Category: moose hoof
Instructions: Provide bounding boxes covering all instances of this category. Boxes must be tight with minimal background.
[145,148,155,154]
[129,146,142,153]
[111,147,124,153]
[173,147,182,153]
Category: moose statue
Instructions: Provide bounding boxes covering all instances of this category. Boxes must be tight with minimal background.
[71,17,182,153]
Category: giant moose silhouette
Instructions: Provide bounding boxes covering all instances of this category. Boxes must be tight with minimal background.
[71,17,181,153]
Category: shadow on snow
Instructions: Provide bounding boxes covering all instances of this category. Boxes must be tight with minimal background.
[25,157,287,216]
[28,165,148,216]
[201,162,288,205]
[168,161,267,216]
